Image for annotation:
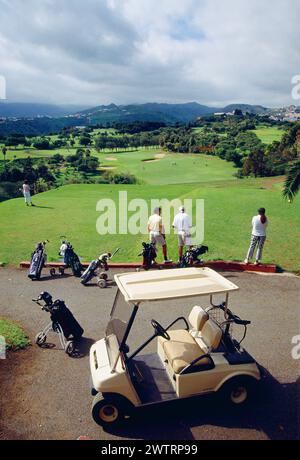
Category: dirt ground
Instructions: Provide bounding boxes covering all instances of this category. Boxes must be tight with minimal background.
[0,267,299,440]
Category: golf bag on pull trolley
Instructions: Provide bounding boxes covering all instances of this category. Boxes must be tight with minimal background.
[179,245,209,268]
[33,292,84,356]
[28,241,49,280]
[80,248,120,288]
[139,242,157,270]
[59,238,82,277]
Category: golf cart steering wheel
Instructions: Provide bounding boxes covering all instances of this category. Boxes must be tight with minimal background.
[151,319,170,340]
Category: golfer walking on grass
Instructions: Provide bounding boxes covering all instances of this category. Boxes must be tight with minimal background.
[22,180,33,207]
[173,206,193,262]
[148,207,172,264]
[245,208,268,265]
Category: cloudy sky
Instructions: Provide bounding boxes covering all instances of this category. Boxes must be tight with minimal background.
[0,0,299,107]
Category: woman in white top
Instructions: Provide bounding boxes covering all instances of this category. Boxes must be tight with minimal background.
[245,208,268,265]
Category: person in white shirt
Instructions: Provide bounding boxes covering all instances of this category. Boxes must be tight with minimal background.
[245,208,268,265]
[148,207,172,264]
[22,180,33,206]
[173,206,192,261]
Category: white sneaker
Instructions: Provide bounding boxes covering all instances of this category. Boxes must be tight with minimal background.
[254,260,260,265]
[244,259,249,264]
[164,259,172,264]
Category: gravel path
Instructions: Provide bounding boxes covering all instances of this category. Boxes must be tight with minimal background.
[0,267,299,440]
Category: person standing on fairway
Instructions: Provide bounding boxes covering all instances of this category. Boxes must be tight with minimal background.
[245,208,268,265]
[22,180,33,207]
[148,207,172,264]
[173,206,193,262]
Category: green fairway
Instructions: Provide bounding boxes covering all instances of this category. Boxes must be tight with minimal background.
[97,149,237,185]
[0,181,299,271]
[252,126,285,144]
[1,146,237,186]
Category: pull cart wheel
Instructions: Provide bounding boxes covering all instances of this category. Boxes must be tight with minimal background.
[99,272,108,281]
[35,332,46,346]
[97,279,107,289]
[92,394,131,427]
[50,268,56,277]
[58,267,65,276]
[65,340,75,356]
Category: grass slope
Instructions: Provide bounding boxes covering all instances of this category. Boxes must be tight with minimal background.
[0,318,30,350]
[252,126,285,144]
[0,181,299,271]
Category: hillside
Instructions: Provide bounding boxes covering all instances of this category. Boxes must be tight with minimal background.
[0,101,274,135]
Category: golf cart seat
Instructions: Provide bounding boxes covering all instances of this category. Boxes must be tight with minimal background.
[159,307,222,374]
[158,305,209,348]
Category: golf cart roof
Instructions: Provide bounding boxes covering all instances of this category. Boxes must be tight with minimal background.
[114,268,239,303]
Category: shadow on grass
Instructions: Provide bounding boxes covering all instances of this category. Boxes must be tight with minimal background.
[30,205,54,209]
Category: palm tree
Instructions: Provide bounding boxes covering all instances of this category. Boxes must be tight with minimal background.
[283,159,300,202]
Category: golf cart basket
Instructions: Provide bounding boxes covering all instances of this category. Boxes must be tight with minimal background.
[139,242,157,270]
[179,245,209,268]
[205,300,251,348]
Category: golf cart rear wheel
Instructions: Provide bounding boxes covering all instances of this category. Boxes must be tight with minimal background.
[92,394,129,427]
[58,267,65,276]
[99,272,108,281]
[35,332,46,346]
[97,279,107,289]
[50,268,56,277]
[65,340,75,356]
[220,377,255,407]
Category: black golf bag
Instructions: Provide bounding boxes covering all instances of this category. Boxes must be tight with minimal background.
[179,245,209,268]
[139,242,157,270]
[34,292,84,341]
[49,299,84,341]
[28,241,47,280]
[63,243,82,277]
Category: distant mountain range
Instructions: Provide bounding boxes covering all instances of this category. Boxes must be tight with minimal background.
[0,101,286,136]
[0,102,87,118]
[0,101,269,121]
[75,102,269,124]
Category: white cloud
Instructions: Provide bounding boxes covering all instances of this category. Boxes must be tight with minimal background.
[0,0,299,106]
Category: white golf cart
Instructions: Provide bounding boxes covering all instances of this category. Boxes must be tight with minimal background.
[90,267,262,427]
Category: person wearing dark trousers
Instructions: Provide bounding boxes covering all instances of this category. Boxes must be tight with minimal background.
[245,208,268,265]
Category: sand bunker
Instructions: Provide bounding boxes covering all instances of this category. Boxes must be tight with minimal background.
[143,153,166,163]
[105,157,118,161]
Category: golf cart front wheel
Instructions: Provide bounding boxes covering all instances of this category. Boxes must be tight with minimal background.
[58,267,65,276]
[91,394,131,427]
[65,340,75,356]
[219,377,255,407]
[50,268,56,277]
[99,272,108,281]
[35,332,46,346]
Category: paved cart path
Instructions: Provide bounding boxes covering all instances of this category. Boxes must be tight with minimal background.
[0,268,299,440]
